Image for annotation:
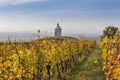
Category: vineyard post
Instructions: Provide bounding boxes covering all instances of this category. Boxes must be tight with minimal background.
[67,60,69,70]
[46,64,51,80]
[69,58,72,68]
[56,63,62,79]
[51,67,55,77]
[61,61,65,73]
[64,61,67,72]
[39,69,42,80]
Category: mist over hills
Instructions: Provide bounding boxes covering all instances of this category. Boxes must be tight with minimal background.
[0,32,100,42]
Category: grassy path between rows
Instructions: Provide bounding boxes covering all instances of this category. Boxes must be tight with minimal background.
[64,45,105,80]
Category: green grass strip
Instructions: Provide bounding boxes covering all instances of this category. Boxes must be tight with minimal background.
[63,44,105,80]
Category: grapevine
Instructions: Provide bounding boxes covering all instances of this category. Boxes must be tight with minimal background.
[101,30,120,80]
[0,38,96,80]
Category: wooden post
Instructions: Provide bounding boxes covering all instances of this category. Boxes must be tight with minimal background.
[46,65,51,80]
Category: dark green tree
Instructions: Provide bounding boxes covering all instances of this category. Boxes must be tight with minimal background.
[100,26,118,41]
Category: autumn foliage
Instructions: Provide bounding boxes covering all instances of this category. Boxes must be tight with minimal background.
[0,38,96,80]
[101,30,120,80]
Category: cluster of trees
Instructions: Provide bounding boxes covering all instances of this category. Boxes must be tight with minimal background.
[100,26,118,41]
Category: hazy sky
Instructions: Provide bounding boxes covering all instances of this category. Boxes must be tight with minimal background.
[0,0,120,34]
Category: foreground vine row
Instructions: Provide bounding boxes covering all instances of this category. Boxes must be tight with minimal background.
[0,38,96,80]
[101,31,120,80]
